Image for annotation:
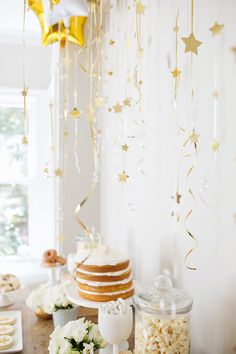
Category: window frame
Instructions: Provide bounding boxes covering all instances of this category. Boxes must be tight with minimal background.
[0,88,55,262]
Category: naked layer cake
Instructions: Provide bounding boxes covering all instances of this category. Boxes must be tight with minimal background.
[75,247,134,302]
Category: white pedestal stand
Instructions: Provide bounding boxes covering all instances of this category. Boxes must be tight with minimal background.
[41,264,66,285]
[66,281,133,354]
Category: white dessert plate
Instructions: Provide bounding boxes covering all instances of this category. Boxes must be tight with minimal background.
[66,281,133,309]
[0,311,23,353]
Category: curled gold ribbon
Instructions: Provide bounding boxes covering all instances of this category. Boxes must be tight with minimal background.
[184,209,198,270]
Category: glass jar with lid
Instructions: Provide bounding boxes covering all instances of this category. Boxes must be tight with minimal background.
[76,230,102,251]
[134,274,193,354]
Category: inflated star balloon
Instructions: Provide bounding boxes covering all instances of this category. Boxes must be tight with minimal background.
[182,32,202,55]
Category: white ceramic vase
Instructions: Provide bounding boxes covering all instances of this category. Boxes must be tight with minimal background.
[52,307,78,327]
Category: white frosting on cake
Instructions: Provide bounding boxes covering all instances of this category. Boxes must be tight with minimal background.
[76,267,131,277]
[76,276,133,287]
[75,247,129,266]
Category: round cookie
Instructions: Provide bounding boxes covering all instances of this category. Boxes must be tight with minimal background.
[0,335,14,350]
[0,325,14,336]
[0,316,16,325]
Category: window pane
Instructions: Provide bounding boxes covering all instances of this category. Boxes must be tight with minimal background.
[0,107,27,180]
[0,184,28,256]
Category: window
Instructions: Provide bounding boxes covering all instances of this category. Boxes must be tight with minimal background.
[0,91,54,260]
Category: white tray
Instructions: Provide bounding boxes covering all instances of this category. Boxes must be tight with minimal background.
[0,311,23,353]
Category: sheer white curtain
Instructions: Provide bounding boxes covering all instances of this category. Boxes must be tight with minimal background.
[100,0,236,352]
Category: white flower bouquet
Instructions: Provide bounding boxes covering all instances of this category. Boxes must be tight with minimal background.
[26,283,51,313]
[48,318,106,354]
[43,283,74,315]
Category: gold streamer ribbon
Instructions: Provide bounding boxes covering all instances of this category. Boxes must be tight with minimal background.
[184,0,198,270]
[75,0,102,267]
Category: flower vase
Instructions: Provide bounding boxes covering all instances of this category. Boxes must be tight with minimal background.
[52,307,78,327]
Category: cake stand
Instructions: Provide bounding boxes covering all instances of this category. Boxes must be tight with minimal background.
[66,281,133,354]
[41,264,66,285]
[0,285,24,308]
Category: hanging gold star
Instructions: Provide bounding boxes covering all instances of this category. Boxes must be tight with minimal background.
[118,171,129,183]
[108,71,113,76]
[21,135,28,145]
[122,144,129,152]
[54,168,63,177]
[95,96,105,107]
[171,67,181,78]
[209,22,224,36]
[57,234,65,244]
[43,167,49,175]
[109,39,116,45]
[70,107,81,119]
[136,1,146,15]
[123,97,131,107]
[189,131,200,144]
[212,89,220,99]
[182,32,202,55]
[113,103,122,113]
[211,139,220,152]
[21,88,28,97]
[176,192,182,204]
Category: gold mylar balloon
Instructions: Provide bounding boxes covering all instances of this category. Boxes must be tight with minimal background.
[28,0,86,47]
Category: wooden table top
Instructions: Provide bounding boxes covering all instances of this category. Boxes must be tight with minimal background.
[5,300,134,353]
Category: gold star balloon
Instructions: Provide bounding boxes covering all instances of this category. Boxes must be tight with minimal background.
[182,32,202,55]
[118,171,129,183]
[209,22,224,36]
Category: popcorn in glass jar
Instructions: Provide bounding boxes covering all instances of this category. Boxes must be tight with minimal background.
[134,275,193,354]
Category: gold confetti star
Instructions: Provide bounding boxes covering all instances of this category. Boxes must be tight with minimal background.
[212,89,220,99]
[95,96,105,107]
[189,131,200,144]
[122,144,129,152]
[109,39,116,45]
[171,67,181,78]
[70,107,81,119]
[209,22,224,36]
[54,168,63,177]
[113,103,123,113]
[211,139,220,152]
[57,234,65,244]
[21,88,28,97]
[108,71,113,76]
[136,1,146,15]
[123,97,131,107]
[21,135,28,145]
[118,171,129,183]
[182,32,202,55]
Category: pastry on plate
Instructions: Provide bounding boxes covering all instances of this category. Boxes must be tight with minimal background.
[42,249,66,268]
[0,325,14,336]
[0,335,14,350]
[0,316,16,326]
[0,274,21,293]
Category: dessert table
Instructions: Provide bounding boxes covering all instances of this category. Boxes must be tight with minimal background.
[5,299,134,353]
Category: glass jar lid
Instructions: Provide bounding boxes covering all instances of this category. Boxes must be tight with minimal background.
[134,274,193,315]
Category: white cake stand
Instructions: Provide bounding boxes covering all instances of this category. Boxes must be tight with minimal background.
[0,285,24,308]
[66,281,133,354]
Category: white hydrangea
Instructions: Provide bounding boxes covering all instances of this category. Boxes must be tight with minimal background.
[26,283,51,313]
[43,282,73,314]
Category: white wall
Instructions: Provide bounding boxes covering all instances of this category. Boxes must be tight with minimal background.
[100,0,236,353]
